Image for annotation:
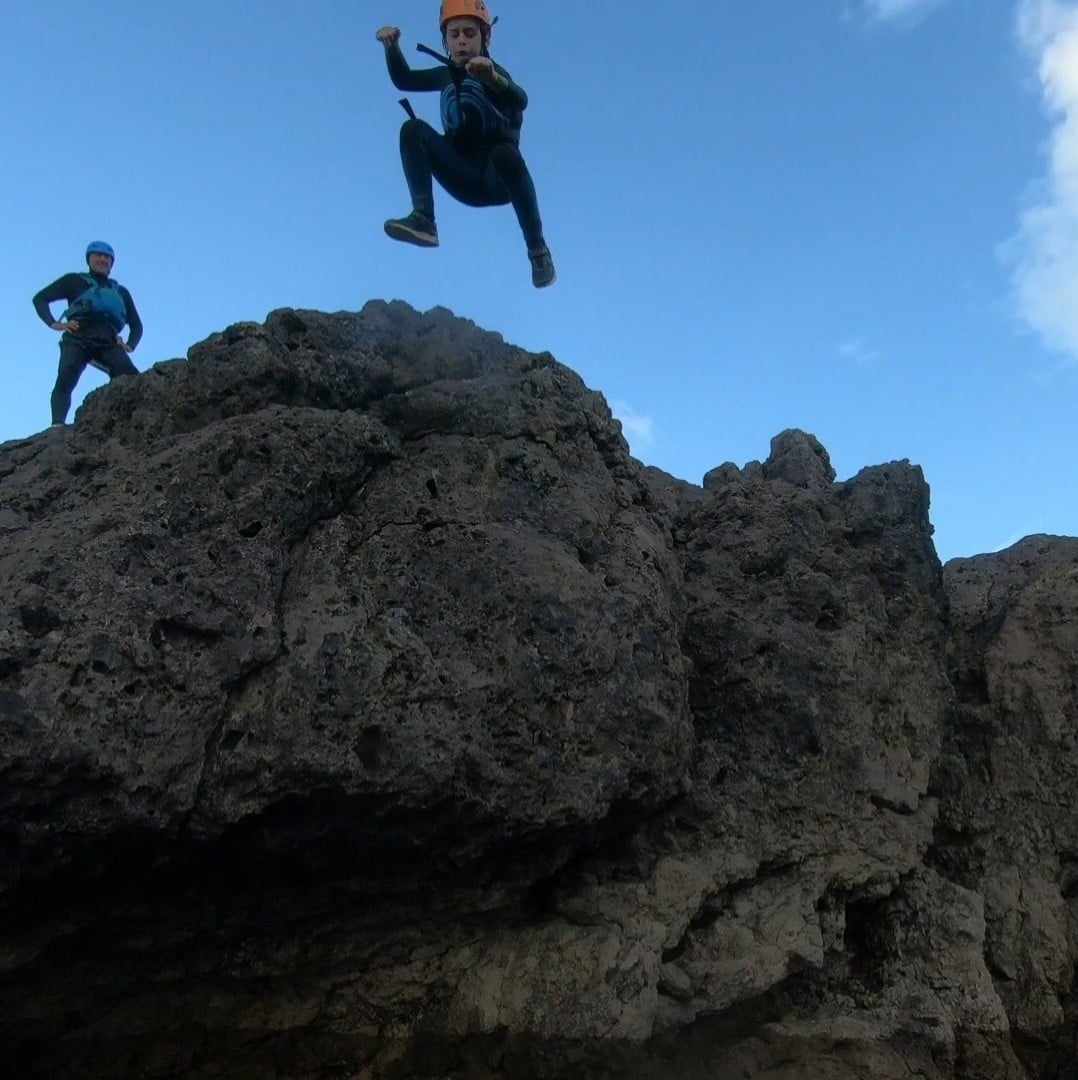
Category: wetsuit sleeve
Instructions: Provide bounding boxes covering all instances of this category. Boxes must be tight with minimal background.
[385,43,450,92]
[491,64,527,111]
[121,288,143,349]
[32,274,81,327]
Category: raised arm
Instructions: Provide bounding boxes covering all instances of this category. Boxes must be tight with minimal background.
[463,57,528,111]
[377,28,450,93]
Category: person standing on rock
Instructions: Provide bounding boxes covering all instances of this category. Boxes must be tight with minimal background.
[32,241,143,429]
[376,0,556,289]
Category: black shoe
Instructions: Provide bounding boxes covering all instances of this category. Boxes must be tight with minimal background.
[529,246,556,289]
[384,211,439,248]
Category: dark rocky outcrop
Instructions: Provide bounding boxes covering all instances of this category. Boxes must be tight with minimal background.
[0,302,1075,1079]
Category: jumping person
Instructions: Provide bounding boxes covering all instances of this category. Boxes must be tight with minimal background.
[377,1,556,288]
[32,241,142,428]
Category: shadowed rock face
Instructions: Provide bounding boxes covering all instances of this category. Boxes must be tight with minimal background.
[937,538,1078,1079]
[0,302,1075,1079]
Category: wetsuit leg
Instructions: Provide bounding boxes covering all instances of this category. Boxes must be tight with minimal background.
[51,338,90,424]
[400,118,501,216]
[400,120,546,250]
[487,143,546,251]
[91,344,138,379]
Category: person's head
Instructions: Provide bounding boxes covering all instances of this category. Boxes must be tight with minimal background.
[440,0,493,62]
[86,240,115,275]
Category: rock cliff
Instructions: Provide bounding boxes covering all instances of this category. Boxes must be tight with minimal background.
[1,302,1075,1079]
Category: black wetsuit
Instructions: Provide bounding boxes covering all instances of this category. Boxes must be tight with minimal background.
[33,272,143,424]
[385,42,546,250]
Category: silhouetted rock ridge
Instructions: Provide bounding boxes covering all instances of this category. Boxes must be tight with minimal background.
[0,302,1075,1079]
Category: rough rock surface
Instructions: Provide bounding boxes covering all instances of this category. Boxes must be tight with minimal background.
[0,302,1075,1079]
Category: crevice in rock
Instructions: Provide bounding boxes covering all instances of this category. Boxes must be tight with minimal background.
[869,792,917,816]
[150,617,222,649]
[524,794,689,923]
[661,860,801,965]
[182,454,396,838]
[1011,1027,1078,1080]
[843,892,893,988]
[951,664,991,707]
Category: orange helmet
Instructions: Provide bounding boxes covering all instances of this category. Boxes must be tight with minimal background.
[439,0,494,30]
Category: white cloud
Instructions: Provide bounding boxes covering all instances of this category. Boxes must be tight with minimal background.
[863,0,947,22]
[848,0,1078,363]
[1006,0,1078,363]
[611,400,655,451]
[838,338,882,367]
[991,528,1051,552]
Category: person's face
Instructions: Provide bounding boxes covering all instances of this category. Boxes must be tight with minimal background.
[444,17,484,64]
[88,252,114,275]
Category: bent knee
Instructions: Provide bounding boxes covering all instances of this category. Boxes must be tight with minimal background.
[489,143,525,176]
[400,117,435,143]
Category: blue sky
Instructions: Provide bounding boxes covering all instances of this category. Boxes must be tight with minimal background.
[4,0,1076,561]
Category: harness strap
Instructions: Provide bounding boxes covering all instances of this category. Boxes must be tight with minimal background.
[417,43,454,66]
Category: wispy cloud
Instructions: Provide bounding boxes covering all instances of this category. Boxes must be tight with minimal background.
[838,338,882,367]
[611,400,656,451]
[991,528,1052,552]
[862,0,947,23]
[1005,0,1078,364]
[847,0,1078,364]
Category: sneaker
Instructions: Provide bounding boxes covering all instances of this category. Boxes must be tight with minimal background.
[384,211,439,248]
[529,246,556,289]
